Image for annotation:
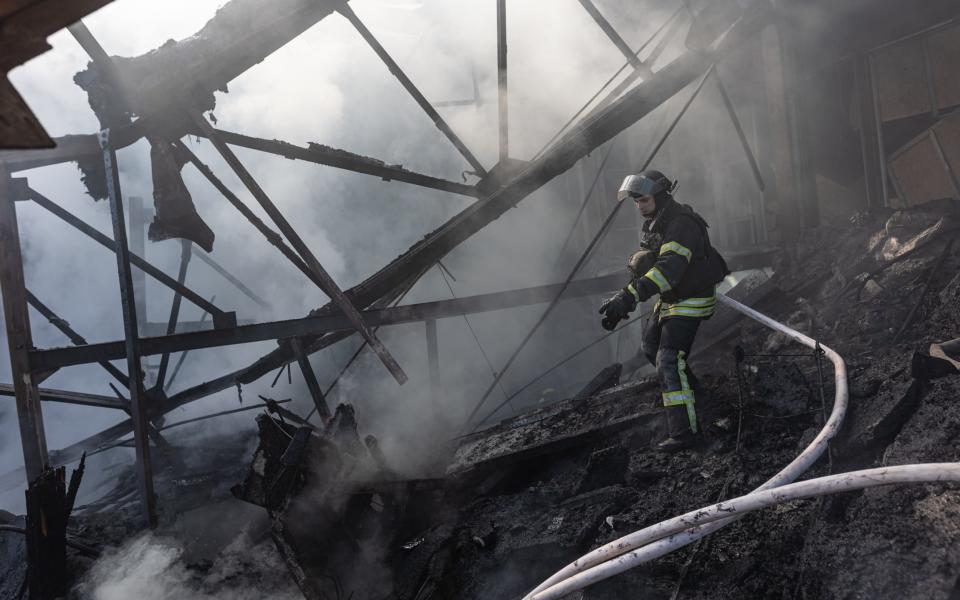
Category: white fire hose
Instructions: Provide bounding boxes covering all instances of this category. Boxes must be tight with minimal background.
[524,294,958,599]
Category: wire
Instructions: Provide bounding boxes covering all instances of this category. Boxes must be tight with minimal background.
[436,265,515,411]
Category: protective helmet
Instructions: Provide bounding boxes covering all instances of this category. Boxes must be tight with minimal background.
[617,170,675,201]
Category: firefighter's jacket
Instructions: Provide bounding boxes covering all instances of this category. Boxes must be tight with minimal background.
[626,197,729,320]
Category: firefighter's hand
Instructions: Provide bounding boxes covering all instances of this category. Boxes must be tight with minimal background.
[599,289,636,331]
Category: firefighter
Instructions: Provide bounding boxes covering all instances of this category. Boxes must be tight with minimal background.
[599,170,729,451]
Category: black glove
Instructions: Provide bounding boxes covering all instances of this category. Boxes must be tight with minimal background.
[598,288,637,331]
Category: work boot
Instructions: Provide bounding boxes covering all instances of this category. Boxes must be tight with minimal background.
[657,404,701,452]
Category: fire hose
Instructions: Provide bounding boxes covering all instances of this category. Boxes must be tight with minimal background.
[524,294,959,599]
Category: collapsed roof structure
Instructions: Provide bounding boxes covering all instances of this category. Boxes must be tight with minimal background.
[1,0,960,598]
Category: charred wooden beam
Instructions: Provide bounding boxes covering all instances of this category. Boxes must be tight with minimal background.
[336,3,487,176]
[100,129,157,527]
[26,289,129,388]
[0,166,48,480]
[74,0,340,129]
[194,128,480,198]
[193,114,408,385]
[0,383,126,410]
[30,273,626,371]
[27,187,234,327]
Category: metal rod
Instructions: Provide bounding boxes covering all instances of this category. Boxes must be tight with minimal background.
[100,128,157,528]
[192,113,408,385]
[713,71,765,191]
[155,240,191,390]
[191,246,269,309]
[336,3,487,176]
[290,338,330,420]
[497,0,509,162]
[578,0,654,78]
[0,167,49,480]
[191,128,480,198]
[163,296,214,394]
[25,289,130,388]
[27,187,228,322]
[89,400,294,457]
[465,65,716,432]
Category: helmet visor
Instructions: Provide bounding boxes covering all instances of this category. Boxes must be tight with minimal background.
[617,174,666,201]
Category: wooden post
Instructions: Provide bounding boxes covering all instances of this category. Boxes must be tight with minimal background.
[425,318,439,408]
[129,196,147,329]
[0,166,48,481]
[497,0,509,162]
[100,129,157,528]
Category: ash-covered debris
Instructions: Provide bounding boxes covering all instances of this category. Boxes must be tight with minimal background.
[3,200,958,599]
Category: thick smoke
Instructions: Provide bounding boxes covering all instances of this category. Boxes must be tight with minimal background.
[0,0,766,512]
[76,532,300,599]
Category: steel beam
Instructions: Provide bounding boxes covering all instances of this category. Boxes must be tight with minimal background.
[100,129,156,527]
[0,166,48,480]
[0,383,125,410]
[26,187,233,327]
[192,114,408,385]
[154,240,191,391]
[336,3,487,176]
[290,338,330,421]
[193,128,480,198]
[497,0,509,162]
[578,0,654,79]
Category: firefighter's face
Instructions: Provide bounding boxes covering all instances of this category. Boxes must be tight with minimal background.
[633,194,656,217]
